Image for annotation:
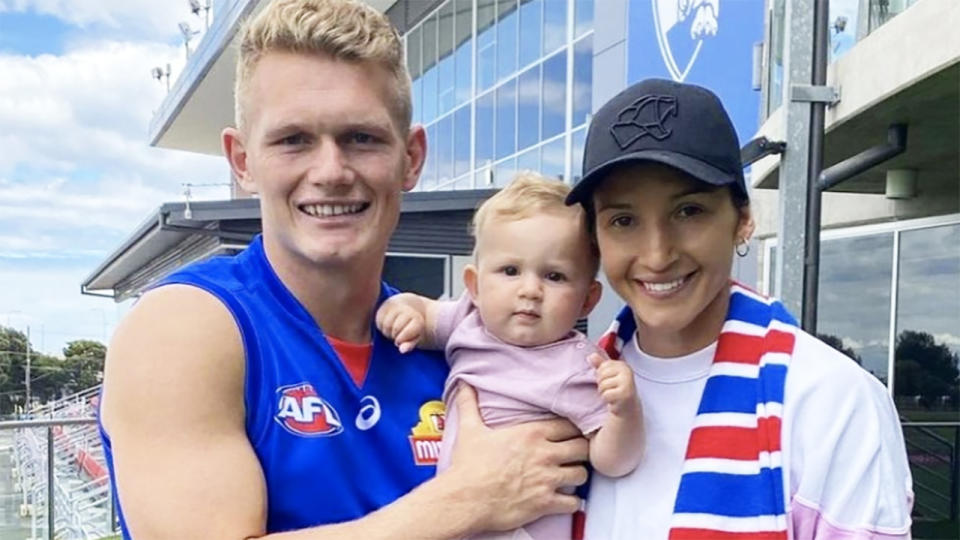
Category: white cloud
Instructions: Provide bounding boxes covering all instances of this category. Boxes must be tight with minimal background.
[934,333,960,348]
[0,9,231,357]
[0,0,202,42]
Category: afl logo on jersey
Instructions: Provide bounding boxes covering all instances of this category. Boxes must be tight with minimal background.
[275,382,343,437]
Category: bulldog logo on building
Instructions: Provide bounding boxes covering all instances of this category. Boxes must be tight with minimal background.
[275,382,343,437]
[653,0,720,82]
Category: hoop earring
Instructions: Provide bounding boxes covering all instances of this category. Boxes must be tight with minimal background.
[736,239,750,258]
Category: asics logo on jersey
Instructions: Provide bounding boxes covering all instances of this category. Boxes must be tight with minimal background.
[355,395,382,431]
[275,382,343,437]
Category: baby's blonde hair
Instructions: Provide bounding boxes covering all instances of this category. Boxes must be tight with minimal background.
[234,0,411,132]
[472,172,600,276]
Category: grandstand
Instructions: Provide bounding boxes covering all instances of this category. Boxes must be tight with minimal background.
[7,385,114,540]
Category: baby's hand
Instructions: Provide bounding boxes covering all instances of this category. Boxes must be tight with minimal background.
[589,353,638,417]
[375,297,426,353]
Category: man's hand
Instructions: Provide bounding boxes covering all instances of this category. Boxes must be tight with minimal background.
[375,295,427,353]
[443,385,589,534]
[591,353,638,417]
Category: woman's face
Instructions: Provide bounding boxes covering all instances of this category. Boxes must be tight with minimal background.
[592,162,753,357]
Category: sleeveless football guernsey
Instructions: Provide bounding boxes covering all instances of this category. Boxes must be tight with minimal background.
[99,236,448,537]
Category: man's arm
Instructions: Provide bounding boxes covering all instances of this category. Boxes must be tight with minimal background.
[103,286,589,540]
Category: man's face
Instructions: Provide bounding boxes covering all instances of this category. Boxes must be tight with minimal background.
[226,51,421,270]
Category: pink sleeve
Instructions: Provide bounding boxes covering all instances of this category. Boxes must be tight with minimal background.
[550,343,607,435]
[432,292,474,348]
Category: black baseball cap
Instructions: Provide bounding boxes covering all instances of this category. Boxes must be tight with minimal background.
[565,78,747,206]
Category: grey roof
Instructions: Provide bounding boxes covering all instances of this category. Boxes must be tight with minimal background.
[81,189,497,298]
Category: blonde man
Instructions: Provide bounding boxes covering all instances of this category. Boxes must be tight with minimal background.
[100,1,589,539]
[377,173,644,540]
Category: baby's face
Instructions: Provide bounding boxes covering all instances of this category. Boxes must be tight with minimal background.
[469,211,598,347]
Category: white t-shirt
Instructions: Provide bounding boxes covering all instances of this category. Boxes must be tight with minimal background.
[585,329,913,540]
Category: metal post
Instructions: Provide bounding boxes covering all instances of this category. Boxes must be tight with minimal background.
[25,326,31,412]
[952,426,959,521]
[800,0,830,333]
[46,426,54,540]
[774,0,815,317]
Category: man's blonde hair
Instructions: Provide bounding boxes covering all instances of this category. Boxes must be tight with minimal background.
[235,0,411,132]
[472,172,600,276]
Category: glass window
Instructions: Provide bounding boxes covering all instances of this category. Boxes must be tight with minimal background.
[495,77,517,160]
[767,0,786,114]
[516,144,539,172]
[519,0,542,68]
[497,0,518,81]
[407,27,422,79]
[436,114,454,185]
[541,135,565,181]
[423,12,438,73]
[542,50,567,141]
[422,123,438,190]
[818,234,894,384]
[422,66,438,124]
[494,156,517,187]
[477,0,497,91]
[572,35,592,128]
[454,174,474,190]
[438,2,456,114]
[412,77,422,125]
[383,256,446,298]
[571,127,586,180]
[516,64,540,152]
[454,105,471,177]
[828,0,859,62]
[455,0,472,105]
[894,224,960,421]
[543,0,567,55]
[574,0,593,38]
[475,91,495,169]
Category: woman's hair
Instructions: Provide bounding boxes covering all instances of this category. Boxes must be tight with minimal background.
[472,172,600,276]
[234,0,411,132]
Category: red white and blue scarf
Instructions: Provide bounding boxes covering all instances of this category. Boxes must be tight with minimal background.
[592,282,798,540]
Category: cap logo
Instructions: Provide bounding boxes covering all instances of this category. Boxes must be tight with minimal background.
[610,95,678,150]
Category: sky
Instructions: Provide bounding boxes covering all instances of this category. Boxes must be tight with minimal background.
[0,0,230,355]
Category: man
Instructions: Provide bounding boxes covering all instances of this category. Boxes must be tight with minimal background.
[99,1,588,538]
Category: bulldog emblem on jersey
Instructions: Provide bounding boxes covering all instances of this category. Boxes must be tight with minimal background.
[409,400,445,466]
[275,382,343,437]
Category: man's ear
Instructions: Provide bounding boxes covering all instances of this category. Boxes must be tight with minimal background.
[402,125,427,192]
[580,280,603,318]
[463,264,479,303]
[223,127,256,194]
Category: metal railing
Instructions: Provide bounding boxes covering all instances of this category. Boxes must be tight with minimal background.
[901,421,960,523]
[5,417,114,540]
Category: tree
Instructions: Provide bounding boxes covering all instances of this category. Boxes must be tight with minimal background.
[817,333,862,365]
[894,330,960,409]
[61,340,106,396]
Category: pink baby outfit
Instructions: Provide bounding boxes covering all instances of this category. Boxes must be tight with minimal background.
[434,294,607,540]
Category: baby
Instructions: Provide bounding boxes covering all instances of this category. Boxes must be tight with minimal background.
[376,173,643,540]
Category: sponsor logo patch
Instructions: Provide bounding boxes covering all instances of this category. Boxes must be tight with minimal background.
[409,400,445,466]
[275,382,343,437]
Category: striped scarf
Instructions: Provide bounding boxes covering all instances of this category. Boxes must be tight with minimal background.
[596,282,797,540]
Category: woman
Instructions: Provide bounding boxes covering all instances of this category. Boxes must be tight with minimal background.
[566,79,913,540]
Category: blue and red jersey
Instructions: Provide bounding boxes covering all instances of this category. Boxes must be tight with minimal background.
[99,235,448,537]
